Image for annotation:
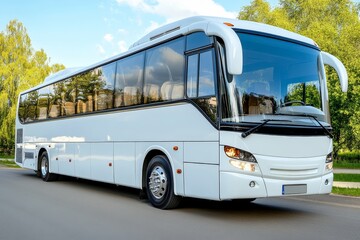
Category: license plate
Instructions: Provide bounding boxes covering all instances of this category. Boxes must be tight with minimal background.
[282,184,307,195]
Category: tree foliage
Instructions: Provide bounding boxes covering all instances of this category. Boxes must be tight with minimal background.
[0,20,64,153]
[238,0,360,155]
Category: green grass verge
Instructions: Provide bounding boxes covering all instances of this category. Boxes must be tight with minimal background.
[332,187,360,197]
[334,173,360,182]
[0,154,14,159]
[0,160,20,168]
[333,161,360,169]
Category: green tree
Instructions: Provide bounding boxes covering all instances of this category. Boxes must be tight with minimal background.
[0,20,64,153]
[238,0,360,155]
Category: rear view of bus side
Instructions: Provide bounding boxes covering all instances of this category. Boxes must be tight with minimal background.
[15,16,348,209]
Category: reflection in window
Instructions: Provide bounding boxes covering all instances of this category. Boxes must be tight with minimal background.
[95,63,116,111]
[186,50,215,98]
[27,91,38,122]
[186,49,217,123]
[199,51,215,97]
[144,37,185,103]
[187,54,198,98]
[48,84,60,118]
[18,94,27,122]
[37,87,49,120]
[60,79,76,116]
[285,82,320,108]
[186,32,213,51]
[115,52,144,107]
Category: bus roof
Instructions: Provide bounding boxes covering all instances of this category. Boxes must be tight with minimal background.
[31,16,315,93]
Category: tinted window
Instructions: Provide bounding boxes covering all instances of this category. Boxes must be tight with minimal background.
[60,79,76,116]
[115,52,144,107]
[95,63,116,111]
[18,94,27,122]
[144,37,185,103]
[187,54,198,98]
[186,50,216,98]
[186,49,217,123]
[186,32,213,51]
[37,87,49,120]
[75,71,96,114]
[198,51,215,97]
[27,91,38,122]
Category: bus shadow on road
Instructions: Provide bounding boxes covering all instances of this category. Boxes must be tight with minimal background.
[20,170,313,219]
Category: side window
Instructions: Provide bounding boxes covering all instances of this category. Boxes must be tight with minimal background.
[115,52,144,107]
[186,49,217,123]
[186,54,198,98]
[60,79,76,116]
[37,87,49,120]
[49,84,60,118]
[144,37,185,103]
[27,91,38,122]
[186,32,213,51]
[186,50,216,98]
[18,94,27,123]
[94,63,116,111]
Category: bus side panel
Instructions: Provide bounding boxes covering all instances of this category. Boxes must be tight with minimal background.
[114,142,136,188]
[183,142,220,200]
[91,143,114,184]
[184,163,219,200]
[74,143,91,179]
[58,143,75,176]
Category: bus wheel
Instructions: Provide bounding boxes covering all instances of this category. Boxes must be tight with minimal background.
[146,155,181,209]
[40,152,57,182]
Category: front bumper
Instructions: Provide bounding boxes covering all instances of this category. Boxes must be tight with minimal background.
[220,171,333,200]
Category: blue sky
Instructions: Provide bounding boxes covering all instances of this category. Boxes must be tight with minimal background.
[0,0,353,68]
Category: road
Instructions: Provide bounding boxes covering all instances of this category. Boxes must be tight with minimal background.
[1,168,359,240]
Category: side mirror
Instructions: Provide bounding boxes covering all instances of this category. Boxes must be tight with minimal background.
[321,52,348,92]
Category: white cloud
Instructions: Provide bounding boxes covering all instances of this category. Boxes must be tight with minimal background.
[118,28,128,34]
[116,0,237,23]
[104,33,114,42]
[96,44,105,54]
[118,40,127,53]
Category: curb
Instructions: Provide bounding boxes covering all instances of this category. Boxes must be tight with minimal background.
[333,181,360,189]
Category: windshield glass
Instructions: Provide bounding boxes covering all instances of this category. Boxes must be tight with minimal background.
[221,32,327,126]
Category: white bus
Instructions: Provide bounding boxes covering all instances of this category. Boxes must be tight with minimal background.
[15,16,348,209]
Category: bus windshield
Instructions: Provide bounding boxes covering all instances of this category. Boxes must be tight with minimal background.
[221,32,327,126]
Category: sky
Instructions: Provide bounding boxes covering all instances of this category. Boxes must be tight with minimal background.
[0,0,350,69]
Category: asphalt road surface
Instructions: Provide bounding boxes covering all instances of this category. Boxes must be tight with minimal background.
[1,168,359,240]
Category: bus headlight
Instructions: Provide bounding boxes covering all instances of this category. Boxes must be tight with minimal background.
[325,152,333,171]
[224,146,258,172]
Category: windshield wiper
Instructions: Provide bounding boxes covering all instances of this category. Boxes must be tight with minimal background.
[241,119,292,138]
[274,113,333,139]
[305,114,333,139]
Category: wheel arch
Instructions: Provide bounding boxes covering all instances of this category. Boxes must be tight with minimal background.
[141,148,172,190]
[37,148,48,172]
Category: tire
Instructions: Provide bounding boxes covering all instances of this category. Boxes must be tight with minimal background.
[39,151,57,182]
[146,155,181,209]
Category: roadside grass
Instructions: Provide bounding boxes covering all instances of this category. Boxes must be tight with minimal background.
[332,187,360,197]
[0,153,14,159]
[0,159,19,168]
[333,161,360,169]
[334,174,360,182]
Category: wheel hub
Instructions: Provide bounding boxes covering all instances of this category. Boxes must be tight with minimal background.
[148,166,167,199]
[41,157,48,177]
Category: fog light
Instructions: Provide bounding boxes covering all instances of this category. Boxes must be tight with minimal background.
[249,181,256,188]
[325,179,329,185]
